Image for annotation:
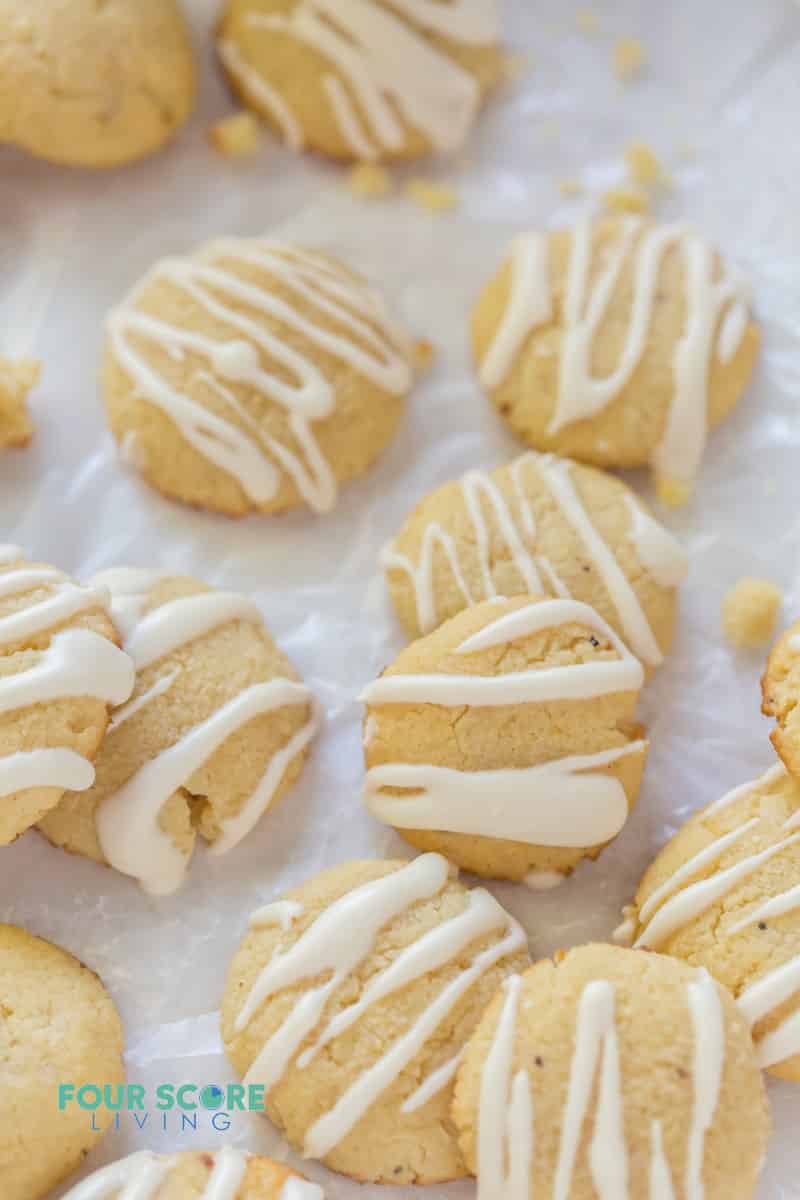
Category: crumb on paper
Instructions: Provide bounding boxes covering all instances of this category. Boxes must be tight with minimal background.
[722,577,783,649]
[655,475,691,508]
[602,185,649,214]
[501,51,531,82]
[613,37,646,82]
[576,8,599,33]
[625,139,669,187]
[558,177,584,197]
[348,163,392,200]
[405,178,458,214]
[413,339,436,374]
[0,356,39,448]
[209,111,262,157]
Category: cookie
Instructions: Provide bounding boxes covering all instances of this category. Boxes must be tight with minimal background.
[452,944,769,1200]
[39,569,316,894]
[382,449,687,664]
[221,853,530,1184]
[0,0,196,168]
[361,595,647,884]
[61,1148,323,1200]
[0,546,134,845]
[722,577,783,649]
[104,239,415,516]
[0,356,39,448]
[617,761,800,1080]
[473,217,759,501]
[216,0,504,163]
[0,924,125,1200]
[762,618,800,776]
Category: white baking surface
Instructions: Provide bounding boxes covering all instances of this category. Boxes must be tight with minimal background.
[1,0,799,1196]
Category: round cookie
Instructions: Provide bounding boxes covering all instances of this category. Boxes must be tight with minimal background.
[104,238,415,516]
[221,853,530,1184]
[61,1148,322,1199]
[0,0,196,168]
[361,595,648,884]
[473,217,760,502]
[382,449,687,664]
[616,761,800,1081]
[217,0,504,163]
[452,944,770,1200]
[38,568,316,894]
[0,545,134,845]
[762,618,800,777]
[0,924,125,1200]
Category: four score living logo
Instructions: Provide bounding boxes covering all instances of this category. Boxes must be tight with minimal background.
[57,1082,268,1132]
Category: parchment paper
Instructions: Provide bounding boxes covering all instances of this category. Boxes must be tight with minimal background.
[0,1,798,1195]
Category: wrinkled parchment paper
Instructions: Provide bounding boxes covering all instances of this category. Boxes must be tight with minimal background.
[1,1,799,1195]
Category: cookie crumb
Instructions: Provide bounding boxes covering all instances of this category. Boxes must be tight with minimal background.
[722,577,783,649]
[576,8,599,33]
[413,339,436,374]
[405,179,458,214]
[558,177,584,197]
[349,163,392,200]
[655,475,691,508]
[625,139,669,188]
[602,185,649,214]
[209,111,262,157]
[613,37,646,82]
[0,355,39,448]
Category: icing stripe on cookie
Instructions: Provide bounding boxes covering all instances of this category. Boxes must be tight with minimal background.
[480,220,751,486]
[108,242,411,514]
[61,1147,250,1200]
[237,0,494,159]
[236,853,524,1157]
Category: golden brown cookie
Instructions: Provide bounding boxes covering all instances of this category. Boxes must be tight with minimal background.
[217,0,504,163]
[452,944,769,1200]
[361,595,647,884]
[0,924,125,1200]
[473,217,759,502]
[0,356,38,447]
[0,546,134,845]
[762,618,800,777]
[39,568,315,894]
[104,239,415,516]
[382,449,687,665]
[0,0,196,168]
[61,1148,322,1200]
[221,853,530,1184]
[617,762,800,1081]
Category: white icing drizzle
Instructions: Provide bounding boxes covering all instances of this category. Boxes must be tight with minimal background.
[250,899,305,931]
[523,868,566,891]
[0,572,112,647]
[728,882,800,935]
[364,743,646,847]
[476,976,531,1200]
[281,1179,325,1200]
[91,571,315,893]
[0,544,23,562]
[382,451,681,664]
[217,39,304,150]
[481,219,751,485]
[60,1148,249,1200]
[738,957,800,1068]
[703,761,787,817]
[478,970,725,1200]
[241,0,494,160]
[0,748,95,797]
[236,853,524,1158]
[400,1050,462,1113]
[107,240,411,514]
[362,597,644,707]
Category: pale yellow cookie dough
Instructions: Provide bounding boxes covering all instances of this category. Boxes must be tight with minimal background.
[722,576,782,649]
[0,0,196,168]
[452,944,769,1200]
[362,596,648,883]
[620,763,800,1081]
[0,924,125,1200]
[221,856,530,1184]
[473,217,759,495]
[216,0,504,163]
[61,1149,318,1199]
[382,450,686,662]
[0,549,132,845]
[39,572,314,891]
[762,618,800,778]
[0,356,38,447]
[103,238,415,517]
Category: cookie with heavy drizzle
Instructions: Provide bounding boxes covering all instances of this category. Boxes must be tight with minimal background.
[104,239,415,516]
[473,216,759,502]
[221,854,529,1184]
